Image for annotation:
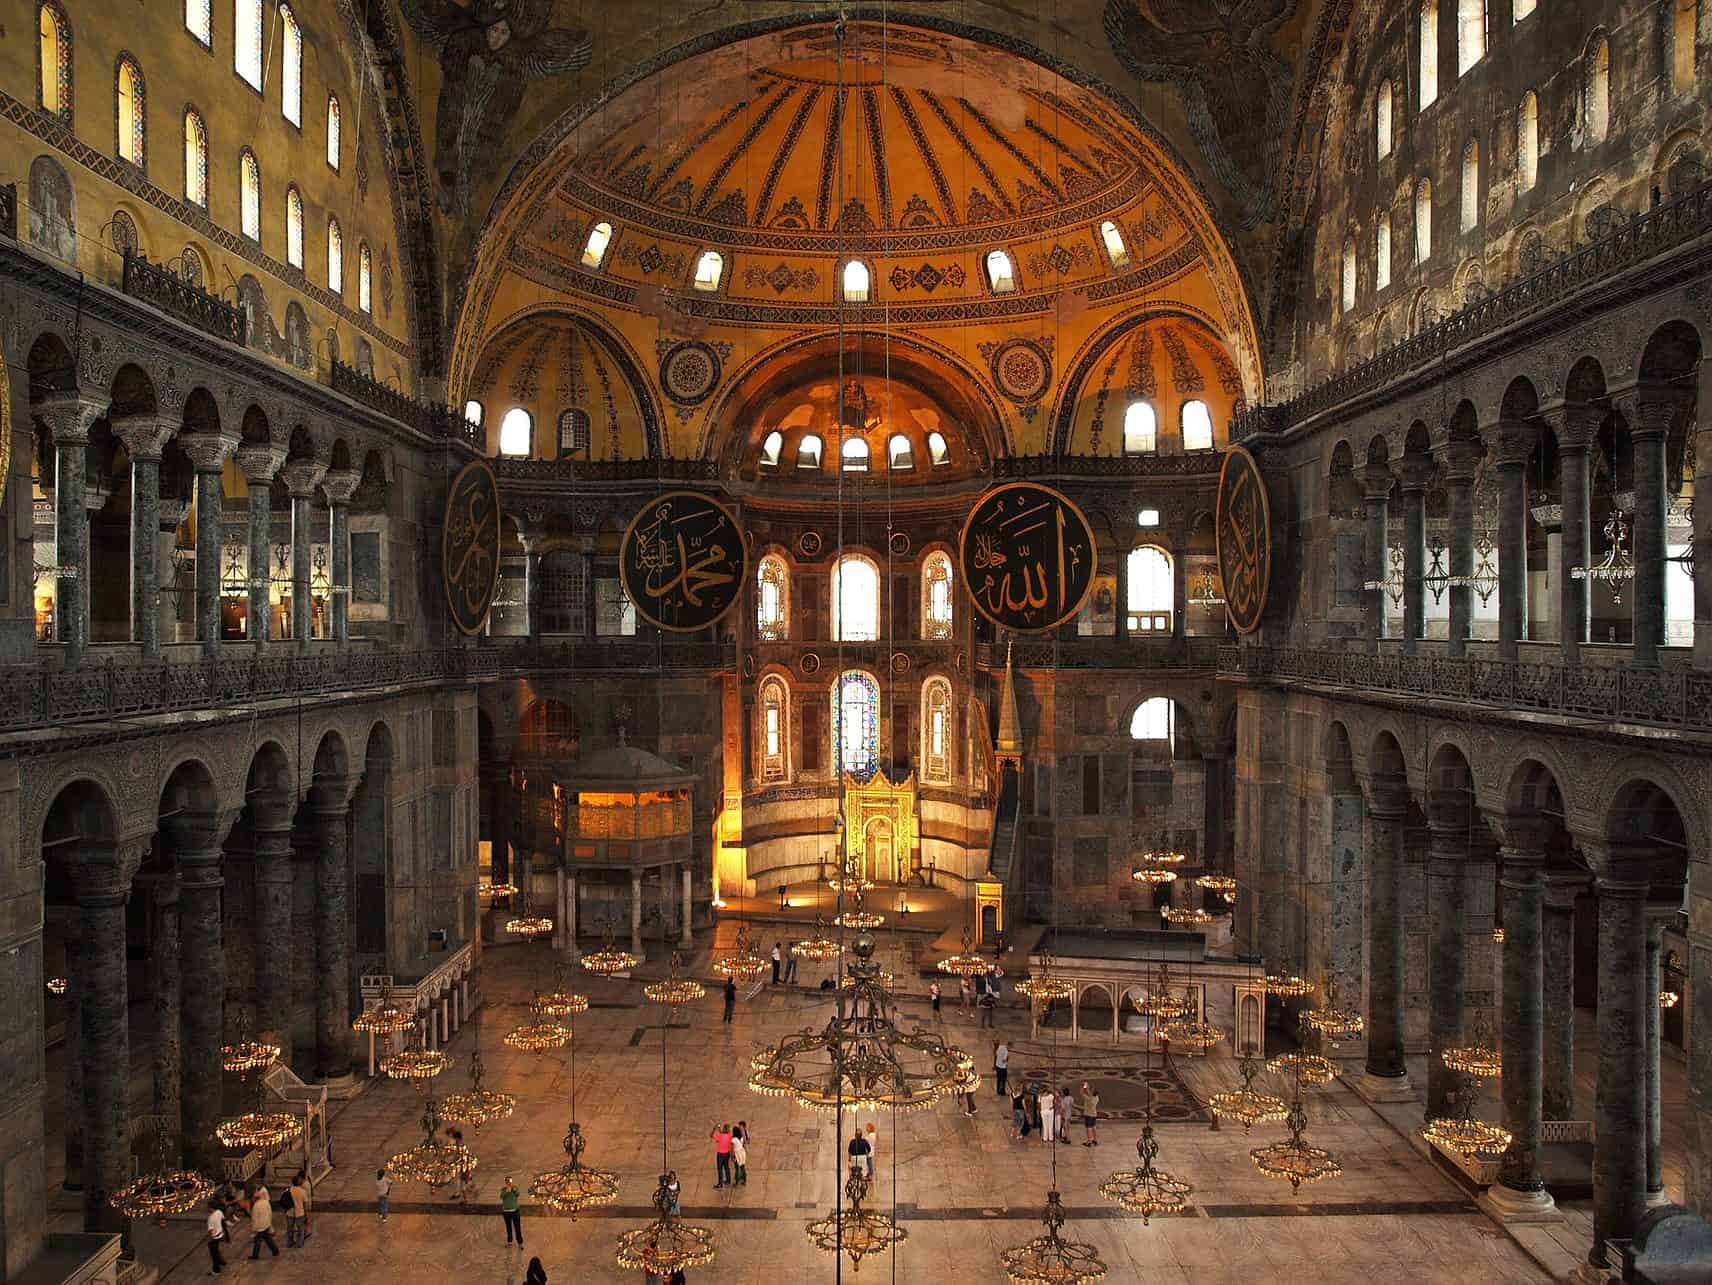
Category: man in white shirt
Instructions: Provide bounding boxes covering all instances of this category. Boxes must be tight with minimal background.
[994,1040,1010,1095]
[207,1202,226,1274]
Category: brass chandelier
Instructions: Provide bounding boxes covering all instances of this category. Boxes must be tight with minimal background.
[111,1116,215,1222]
[1208,1048,1289,1132]
[615,1175,717,1274]
[441,1009,515,1130]
[221,1012,281,1075]
[1423,1019,1509,1156]
[1130,965,1191,1021]
[1100,1122,1192,1224]
[479,877,519,899]
[505,998,571,1053]
[713,927,770,981]
[1263,973,1311,998]
[1299,977,1365,1041]
[1131,865,1177,886]
[46,976,68,995]
[380,1032,451,1082]
[1160,905,1214,926]
[807,1162,907,1271]
[644,952,706,1007]
[1015,950,1076,1004]
[1251,1096,1342,1191]
[582,924,641,976]
[936,928,989,977]
[794,915,846,962]
[388,1096,477,1188]
[215,1029,302,1150]
[351,984,416,1037]
[531,1121,619,1218]
[1264,1051,1336,1086]
[507,914,555,940]
[534,962,592,1020]
[999,1189,1107,1285]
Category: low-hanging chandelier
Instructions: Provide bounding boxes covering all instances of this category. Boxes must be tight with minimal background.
[936,928,989,978]
[1208,1048,1290,1133]
[643,951,707,1007]
[1196,875,1237,896]
[215,1029,301,1150]
[351,984,416,1037]
[834,889,886,930]
[794,915,846,963]
[1014,950,1076,1004]
[1299,977,1365,1041]
[1263,973,1311,998]
[581,924,641,977]
[440,1009,515,1130]
[1265,1051,1336,1086]
[1130,966,1192,1021]
[1570,513,1635,605]
[1251,1095,1342,1191]
[531,1121,619,1218]
[479,877,519,899]
[713,927,770,981]
[807,1162,907,1270]
[221,1012,281,1075]
[1100,1122,1193,1224]
[999,1189,1107,1285]
[1161,905,1214,927]
[388,1096,476,1189]
[1131,865,1177,886]
[111,1116,215,1222]
[616,1175,717,1274]
[504,999,571,1053]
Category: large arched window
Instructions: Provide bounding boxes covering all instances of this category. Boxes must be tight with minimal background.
[1376,80,1394,158]
[1376,212,1393,290]
[236,0,263,90]
[926,431,949,466]
[759,675,790,782]
[888,434,914,470]
[285,185,304,268]
[759,430,784,469]
[1130,696,1173,742]
[326,216,343,292]
[185,0,212,45]
[498,408,533,457]
[1586,36,1611,142]
[1123,401,1158,455]
[326,96,341,170]
[116,55,145,167]
[1126,546,1174,633]
[842,259,871,302]
[39,2,72,121]
[1414,176,1433,263]
[1517,92,1539,191]
[358,242,372,313]
[280,5,302,125]
[831,555,880,642]
[797,434,823,470]
[183,108,208,206]
[921,677,953,783]
[985,248,1016,293]
[757,554,789,640]
[1460,139,1480,231]
[1181,400,1215,451]
[841,437,870,472]
[1419,2,1439,109]
[921,551,953,640]
[239,149,261,240]
[834,671,880,778]
[1341,237,1357,312]
[582,221,612,269]
[1457,0,1485,75]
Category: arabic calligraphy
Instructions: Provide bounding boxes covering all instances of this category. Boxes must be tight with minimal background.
[1215,446,1271,635]
[958,482,1096,633]
[620,490,746,632]
[442,459,502,636]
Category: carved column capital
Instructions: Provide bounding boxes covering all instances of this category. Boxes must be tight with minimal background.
[1398,455,1435,493]
[236,446,286,488]
[310,773,357,815]
[280,459,326,499]
[319,468,360,505]
[1610,383,1693,442]
[178,432,239,474]
[111,413,177,463]
[1432,435,1484,483]
[1492,417,1538,468]
[1537,401,1605,453]
[74,837,149,906]
[1359,463,1393,502]
[158,497,189,534]
[35,392,109,445]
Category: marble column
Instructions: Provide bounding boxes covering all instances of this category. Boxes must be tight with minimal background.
[321,468,359,648]
[1543,403,1602,665]
[564,870,578,959]
[1490,832,1555,1217]
[680,864,694,948]
[1541,875,1581,1121]
[313,778,355,1083]
[1495,420,1534,661]
[1426,812,1468,1120]
[631,870,644,960]
[1438,438,1482,657]
[158,498,188,647]
[1171,543,1188,643]
[79,846,141,1235]
[1400,458,1430,653]
[179,433,238,659]
[280,460,325,648]
[520,525,544,637]
[1645,908,1672,1203]
[61,917,84,1191]
[237,447,284,649]
[252,792,297,1064]
[1363,783,1411,1092]
[1587,871,1649,1275]
[38,394,108,665]
[1696,355,1712,668]
[1361,464,1392,648]
[1615,389,1684,667]
[145,873,183,1161]
[175,830,226,1177]
[112,415,176,660]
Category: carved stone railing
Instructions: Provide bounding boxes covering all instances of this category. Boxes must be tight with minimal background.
[0,640,736,735]
[1219,644,1712,732]
[994,452,1225,478]
[1236,177,1712,438]
[0,183,16,240]
[495,456,720,484]
[120,249,246,347]
[326,360,481,448]
[978,636,1223,670]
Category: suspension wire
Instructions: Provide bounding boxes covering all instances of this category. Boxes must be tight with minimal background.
[832,9,850,1277]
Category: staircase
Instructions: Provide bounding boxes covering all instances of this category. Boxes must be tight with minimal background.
[987,762,1021,883]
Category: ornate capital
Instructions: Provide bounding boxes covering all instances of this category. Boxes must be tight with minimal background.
[84,478,113,513]
[1492,417,1538,468]
[158,497,190,533]
[35,392,109,445]
[1363,776,1412,820]
[236,446,286,488]
[1538,402,1605,453]
[75,837,149,905]
[1611,383,1692,442]
[1433,436,1483,484]
[179,431,240,474]
[1397,455,1435,493]
[280,459,326,499]
[320,467,360,505]
[1359,463,1393,502]
[111,413,177,464]
[311,773,357,815]
[1488,810,1550,857]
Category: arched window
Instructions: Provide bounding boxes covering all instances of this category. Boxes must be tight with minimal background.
[841,437,869,472]
[464,400,484,427]
[831,556,880,642]
[1419,2,1439,109]
[833,671,880,778]
[1126,546,1174,633]
[236,0,263,90]
[280,5,302,125]
[557,408,590,457]
[693,249,723,291]
[759,430,784,469]
[985,248,1016,293]
[759,676,790,781]
[888,434,913,470]
[239,149,261,240]
[842,259,871,302]
[921,677,953,782]
[117,56,145,167]
[1672,1,1696,95]
[1376,80,1394,158]
[1124,401,1158,455]
[1130,696,1173,742]
[498,408,533,457]
[1376,212,1392,290]
[326,216,343,292]
[39,2,72,121]
[1457,0,1484,75]
[185,0,211,45]
[582,221,612,268]
[1517,92,1539,191]
[1586,37,1611,142]
[285,185,304,267]
[757,554,789,640]
[326,96,341,170]
[1100,220,1128,267]
[1514,0,1536,20]
[797,434,823,469]
[1138,508,1160,528]
[1341,237,1357,312]
[1181,401,1215,452]
[1460,139,1480,231]
[926,432,949,465]
[921,551,953,640]
[358,243,372,312]
[183,108,208,206]
[1414,176,1433,263]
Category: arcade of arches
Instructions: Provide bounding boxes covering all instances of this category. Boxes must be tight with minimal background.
[3,3,1712,1283]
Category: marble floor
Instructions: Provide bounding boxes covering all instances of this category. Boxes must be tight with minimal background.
[112,944,1626,1283]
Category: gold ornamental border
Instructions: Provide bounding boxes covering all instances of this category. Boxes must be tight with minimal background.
[957,481,1098,635]
[618,489,747,634]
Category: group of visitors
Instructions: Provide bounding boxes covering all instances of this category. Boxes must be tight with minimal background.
[1004,1083,1099,1144]
[205,1172,312,1274]
[769,941,799,985]
[710,1121,752,1187]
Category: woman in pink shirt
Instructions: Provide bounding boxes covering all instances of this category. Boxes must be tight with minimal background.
[711,1123,734,1188]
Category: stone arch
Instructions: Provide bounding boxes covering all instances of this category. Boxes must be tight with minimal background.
[517,697,580,760]
[350,719,394,989]
[1602,776,1692,895]
[1499,375,1540,422]
[1590,754,1706,866]
[108,362,157,419]
[1637,318,1703,386]
[1366,726,1409,789]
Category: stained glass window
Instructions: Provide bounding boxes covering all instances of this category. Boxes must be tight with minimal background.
[834,671,879,779]
[757,555,788,640]
[286,186,304,267]
[760,676,789,781]
[39,3,72,121]
[359,242,372,312]
[922,678,952,782]
[236,0,262,90]
[327,216,342,293]
[117,56,145,167]
[921,552,953,639]
[239,149,260,240]
[280,5,302,125]
[183,109,208,206]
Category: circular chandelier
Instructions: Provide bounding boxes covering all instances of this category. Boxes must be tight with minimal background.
[713,929,770,981]
[1265,1052,1336,1086]
[1130,967,1192,1021]
[112,1167,215,1221]
[505,1011,571,1053]
[615,1176,716,1274]
[46,976,67,996]
[838,967,895,990]
[1161,906,1214,926]
[807,1163,907,1270]
[1131,866,1177,885]
[221,1014,281,1075]
[1196,875,1237,895]
[1160,1017,1224,1052]
[389,1098,476,1188]
[1441,1042,1502,1078]
[795,916,846,962]
[827,873,875,896]
[1136,846,1188,867]
[440,1047,515,1129]
[1299,980,1364,1041]
[937,929,989,978]
[479,879,519,899]
[1421,1112,1512,1156]
[1099,1124,1192,1223]
[1208,1053,1289,1132]
[999,1189,1107,1285]
[750,931,973,1111]
[1251,1100,1342,1191]
[644,952,706,1007]
[530,1122,619,1218]
[582,926,640,977]
[535,989,590,1020]
[215,1109,302,1150]
[1492,926,1506,944]
[381,1043,451,1082]
[352,985,417,1036]
[506,915,555,940]
[1263,974,1311,998]
[1015,952,1076,1004]
[836,908,886,930]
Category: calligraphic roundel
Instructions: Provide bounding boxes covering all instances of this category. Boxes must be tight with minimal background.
[1215,445,1272,636]
[442,459,502,636]
[620,490,747,633]
[958,482,1097,634]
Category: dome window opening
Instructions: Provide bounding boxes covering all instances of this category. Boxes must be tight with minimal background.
[841,437,870,472]
[693,249,724,292]
[1124,401,1158,456]
[985,248,1017,294]
[1138,508,1160,528]
[888,434,913,470]
[1100,220,1129,268]
[927,432,950,466]
[464,400,485,428]
[842,259,871,303]
[797,434,824,470]
[499,408,533,458]
[581,221,613,269]
[760,430,784,469]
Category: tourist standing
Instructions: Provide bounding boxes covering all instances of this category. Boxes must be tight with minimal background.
[864,1122,879,1178]
[1010,1089,1027,1139]
[959,976,972,1012]
[1080,1082,1101,1146]
[784,943,798,984]
[500,1176,524,1246]
[1058,1086,1074,1142]
[1041,1086,1058,1143]
[771,942,782,984]
[666,1170,682,1213]
[207,1201,227,1274]
[994,1040,1010,1095]
[723,976,736,1023]
[247,1185,279,1259]
[847,1129,871,1174]
[711,1122,734,1187]
[375,1169,391,1222]
[930,980,942,1017]
[979,989,997,1027]
[286,1173,310,1246]
[731,1129,748,1187]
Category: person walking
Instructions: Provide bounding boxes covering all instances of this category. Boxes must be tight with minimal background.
[723,976,736,1023]
[1080,1082,1101,1146]
[525,1256,549,1285]
[771,942,782,984]
[207,1200,227,1275]
[285,1173,310,1246]
[500,1176,524,1246]
[963,1081,978,1117]
[375,1169,391,1222]
[1058,1086,1074,1142]
[1041,1085,1058,1144]
[930,980,942,1018]
[731,1128,748,1187]
[994,1040,1010,1095]
[863,1122,879,1178]
[247,1185,279,1259]
[1010,1089,1027,1139]
[711,1123,734,1187]
[847,1129,871,1175]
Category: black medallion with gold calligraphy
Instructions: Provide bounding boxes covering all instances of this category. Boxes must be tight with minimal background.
[1215,445,1272,636]
[442,459,502,636]
[620,490,746,632]
[958,482,1097,633]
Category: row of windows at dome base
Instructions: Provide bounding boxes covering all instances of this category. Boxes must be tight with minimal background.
[571,221,1137,297]
[467,403,590,459]
[1122,400,1217,454]
[756,553,953,643]
[759,431,950,473]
